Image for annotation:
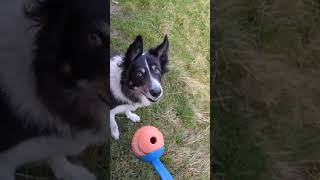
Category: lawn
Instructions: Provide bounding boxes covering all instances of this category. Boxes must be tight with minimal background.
[111,0,210,179]
[213,0,320,179]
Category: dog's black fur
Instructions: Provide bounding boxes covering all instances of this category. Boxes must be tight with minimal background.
[0,0,109,151]
[26,0,109,130]
[0,0,109,179]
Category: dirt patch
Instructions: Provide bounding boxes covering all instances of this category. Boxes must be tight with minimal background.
[111,30,120,37]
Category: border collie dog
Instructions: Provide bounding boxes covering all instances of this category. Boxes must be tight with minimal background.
[110,35,169,139]
[0,0,108,180]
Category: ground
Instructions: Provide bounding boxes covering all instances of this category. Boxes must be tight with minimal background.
[110,0,210,179]
[213,0,320,180]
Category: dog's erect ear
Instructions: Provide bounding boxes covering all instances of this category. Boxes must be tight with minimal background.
[125,35,143,63]
[149,35,169,74]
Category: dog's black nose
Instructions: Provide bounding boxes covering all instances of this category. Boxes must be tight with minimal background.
[150,88,161,98]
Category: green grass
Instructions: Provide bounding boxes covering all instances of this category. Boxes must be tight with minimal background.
[213,0,320,179]
[111,0,210,179]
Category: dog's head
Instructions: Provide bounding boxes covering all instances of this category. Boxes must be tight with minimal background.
[27,0,109,131]
[122,35,169,102]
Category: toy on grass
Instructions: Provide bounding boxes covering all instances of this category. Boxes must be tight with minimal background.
[131,126,174,180]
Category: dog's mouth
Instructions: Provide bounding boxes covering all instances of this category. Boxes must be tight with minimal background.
[132,85,162,103]
[147,97,157,103]
[141,88,161,103]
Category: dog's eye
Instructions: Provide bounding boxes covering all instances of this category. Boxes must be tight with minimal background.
[137,71,143,77]
[154,69,161,74]
[88,33,103,47]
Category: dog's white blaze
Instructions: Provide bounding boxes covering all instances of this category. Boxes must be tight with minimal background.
[144,58,163,99]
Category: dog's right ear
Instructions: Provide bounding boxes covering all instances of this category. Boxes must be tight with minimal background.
[125,35,143,63]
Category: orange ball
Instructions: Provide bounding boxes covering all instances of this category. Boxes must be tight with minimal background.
[131,126,164,157]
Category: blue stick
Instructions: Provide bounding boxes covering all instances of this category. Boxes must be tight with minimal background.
[152,158,174,180]
[140,148,174,180]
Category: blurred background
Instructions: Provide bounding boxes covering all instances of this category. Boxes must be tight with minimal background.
[213,0,320,179]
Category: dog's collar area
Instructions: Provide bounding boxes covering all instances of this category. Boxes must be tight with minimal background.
[98,94,108,105]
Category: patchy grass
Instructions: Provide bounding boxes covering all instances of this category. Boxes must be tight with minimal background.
[111,0,210,179]
[214,0,320,180]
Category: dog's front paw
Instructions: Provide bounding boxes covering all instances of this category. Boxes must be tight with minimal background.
[111,125,120,140]
[0,163,14,180]
[53,163,96,180]
[126,112,141,123]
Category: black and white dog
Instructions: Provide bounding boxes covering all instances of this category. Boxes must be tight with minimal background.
[109,35,169,139]
[0,0,108,180]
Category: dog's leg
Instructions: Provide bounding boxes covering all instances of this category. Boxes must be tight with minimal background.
[48,156,96,180]
[125,111,141,122]
[0,159,15,180]
[110,113,119,140]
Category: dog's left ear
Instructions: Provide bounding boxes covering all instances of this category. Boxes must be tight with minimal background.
[125,35,144,63]
[149,35,169,74]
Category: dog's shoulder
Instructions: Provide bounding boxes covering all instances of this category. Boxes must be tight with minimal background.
[111,98,151,115]
[110,55,132,104]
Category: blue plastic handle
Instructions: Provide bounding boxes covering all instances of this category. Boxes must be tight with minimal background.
[140,148,174,180]
[152,158,174,180]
